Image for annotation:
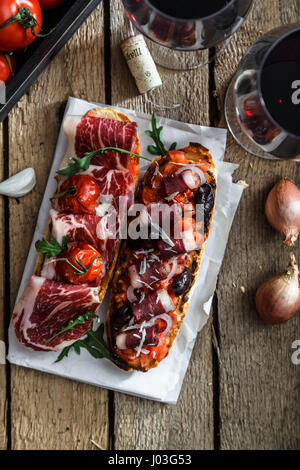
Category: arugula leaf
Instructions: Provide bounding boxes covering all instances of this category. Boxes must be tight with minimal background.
[57,147,151,177]
[35,236,69,259]
[46,311,96,344]
[54,322,115,364]
[55,345,73,363]
[146,112,177,156]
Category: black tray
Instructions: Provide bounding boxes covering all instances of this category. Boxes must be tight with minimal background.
[0,0,102,122]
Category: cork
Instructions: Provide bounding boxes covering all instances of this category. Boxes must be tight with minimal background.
[121,34,162,94]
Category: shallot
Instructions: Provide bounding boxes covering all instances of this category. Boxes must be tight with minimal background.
[255,253,300,325]
[265,179,300,246]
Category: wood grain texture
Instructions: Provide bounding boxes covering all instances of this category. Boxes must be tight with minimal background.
[110,0,214,450]
[8,4,110,450]
[214,0,300,449]
[0,122,8,450]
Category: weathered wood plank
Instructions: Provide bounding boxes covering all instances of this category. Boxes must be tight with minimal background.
[214,0,300,449]
[110,0,214,450]
[8,4,110,450]
[0,122,8,450]
[279,0,299,23]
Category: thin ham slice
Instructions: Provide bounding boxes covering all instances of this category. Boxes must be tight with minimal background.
[116,324,159,350]
[157,229,203,259]
[163,172,190,196]
[75,116,137,171]
[12,276,100,352]
[131,289,174,322]
[45,210,119,283]
[128,260,167,289]
[53,166,135,214]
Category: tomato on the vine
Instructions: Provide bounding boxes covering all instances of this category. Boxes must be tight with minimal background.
[0,53,16,83]
[55,174,100,214]
[0,0,43,51]
[38,0,65,10]
[56,242,103,285]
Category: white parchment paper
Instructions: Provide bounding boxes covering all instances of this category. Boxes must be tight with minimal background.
[7,97,243,404]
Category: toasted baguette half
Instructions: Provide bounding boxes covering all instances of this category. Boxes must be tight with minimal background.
[34,107,140,307]
[107,142,216,372]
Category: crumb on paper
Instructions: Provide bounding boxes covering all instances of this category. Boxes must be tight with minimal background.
[91,439,105,450]
[237,180,249,189]
[240,286,246,294]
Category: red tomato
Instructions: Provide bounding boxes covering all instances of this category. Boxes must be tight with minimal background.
[0,53,16,83]
[57,174,100,214]
[56,242,103,285]
[168,150,187,164]
[38,0,64,10]
[0,0,43,51]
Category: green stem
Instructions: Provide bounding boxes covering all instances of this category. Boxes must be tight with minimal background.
[55,256,101,276]
[46,312,96,344]
[50,186,77,201]
[0,7,51,50]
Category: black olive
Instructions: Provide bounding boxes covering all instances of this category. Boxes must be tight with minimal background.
[111,304,132,332]
[194,183,215,231]
[172,269,194,296]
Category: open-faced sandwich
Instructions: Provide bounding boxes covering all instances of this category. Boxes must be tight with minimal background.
[107,143,216,372]
[12,107,141,352]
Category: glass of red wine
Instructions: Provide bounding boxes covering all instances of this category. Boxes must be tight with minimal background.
[122,0,253,70]
[225,24,300,160]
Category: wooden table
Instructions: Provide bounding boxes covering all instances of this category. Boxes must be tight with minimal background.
[0,0,299,450]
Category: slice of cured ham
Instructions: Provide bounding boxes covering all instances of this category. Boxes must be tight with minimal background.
[53,166,135,214]
[128,260,167,289]
[12,276,100,352]
[61,115,137,172]
[116,324,159,350]
[131,289,174,322]
[157,229,204,259]
[45,209,119,277]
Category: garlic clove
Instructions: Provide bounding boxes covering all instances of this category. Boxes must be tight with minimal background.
[0,168,36,198]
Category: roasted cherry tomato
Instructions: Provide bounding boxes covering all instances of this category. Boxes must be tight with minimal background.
[56,242,103,285]
[38,0,64,10]
[56,174,100,214]
[0,1,43,51]
[0,53,16,83]
[168,150,187,164]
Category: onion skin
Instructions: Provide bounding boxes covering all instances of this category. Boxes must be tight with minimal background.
[255,253,300,325]
[265,179,300,246]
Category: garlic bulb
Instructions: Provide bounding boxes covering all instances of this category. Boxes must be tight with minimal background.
[0,168,36,198]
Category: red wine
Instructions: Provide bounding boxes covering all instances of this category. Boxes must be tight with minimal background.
[148,0,231,20]
[261,31,300,137]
